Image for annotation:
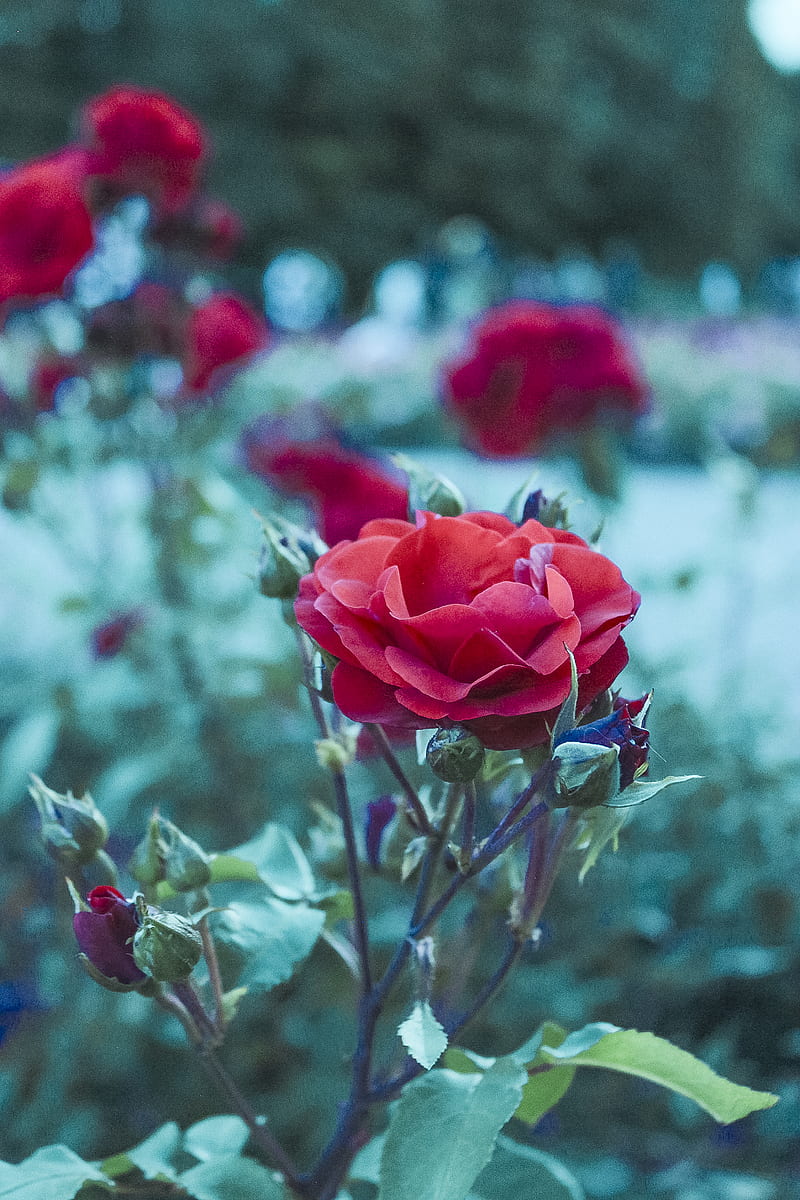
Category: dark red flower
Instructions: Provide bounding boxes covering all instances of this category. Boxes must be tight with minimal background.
[87,282,187,360]
[244,428,409,545]
[0,157,94,304]
[183,292,268,393]
[443,301,648,458]
[73,885,147,985]
[365,797,398,868]
[30,355,84,412]
[81,86,206,214]
[91,611,142,658]
[555,694,650,790]
[295,510,639,751]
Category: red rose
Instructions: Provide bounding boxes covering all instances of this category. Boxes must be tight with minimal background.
[0,157,94,304]
[296,511,639,750]
[81,86,206,214]
[73,885,147,985]
[183,291,268,393]
[443,301,648,458]
[244,428,409,545]
[30,354,84,412]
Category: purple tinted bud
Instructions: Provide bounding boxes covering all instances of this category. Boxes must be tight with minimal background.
[521,489,546,522]
[554,695,650,791]
[73,885,147,985]
[365,796,397,869]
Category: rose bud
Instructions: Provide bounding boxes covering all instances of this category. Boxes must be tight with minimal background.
[426,726,485,783]
[554,695,650,792]
[393,453,466,519]
[520,489,570,530]
[30,776,108,869]
[549,740,621,810]
[129,812,211,892]
[258,515,313,601]
[132,900,203,982]
[72,884,148,990]
[365,796,398,869]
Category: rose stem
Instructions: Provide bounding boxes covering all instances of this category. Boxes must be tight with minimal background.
[364,722,436,838]
[304,783,463,1200]
[154,988,304,1192]
[461,780,477,859]
[197,909,226,1032]
[483,760,552,853]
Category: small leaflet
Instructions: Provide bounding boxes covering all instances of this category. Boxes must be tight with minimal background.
[398,1000,448,1070]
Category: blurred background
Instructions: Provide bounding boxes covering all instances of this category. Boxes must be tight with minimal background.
[2,3,800,1199]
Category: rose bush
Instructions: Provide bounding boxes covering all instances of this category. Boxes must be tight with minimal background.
[443,300,648,457]
[295,510,639,749]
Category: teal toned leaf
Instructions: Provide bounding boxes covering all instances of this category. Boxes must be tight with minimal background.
[126,1122,181,1179]
[550,652,579,744]
[444,1047,496,1074]
[512,1021,575,1125]
[401,835,428,880]
[0,710,59,813]
[319,888,355,927]
[378,1059,527,1200]
[0,1145,109,1199]
[213,899,324,992]
[398,1000,448,1070]
[229,823,316,899]
[472,1135,584,1200]
[539,1026,779,1123]
[349,1134,386,1184]
[604,775,701,808]
[183,1116,249,1162]
[180,1155,287,1200]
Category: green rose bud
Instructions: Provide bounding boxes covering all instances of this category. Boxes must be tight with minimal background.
[258,515,312,600]
[129,813,211,892]
[426,726,485,783]
[132,899,203,982]
[29,775,108,869]
[549,741,621,809]
[393,453,466,519]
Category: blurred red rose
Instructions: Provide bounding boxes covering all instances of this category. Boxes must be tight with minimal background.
[81,86,206,214]
[245,429,409,545]
[0,157,94,304]
[91,611,143,658]
[30,354,84,412]
[296,510,639,750]
[443,301,648,457]
[183,291,268,393]
[88,282,187,360]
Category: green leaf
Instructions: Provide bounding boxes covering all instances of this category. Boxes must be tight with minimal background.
[207,854,262,886]
[511,1021,576,1126]
[183,1116,249,1162]
[180,1155,287,1200]
[126,1121,181,1179]
[472,1135,584,1200]
[213,898,324,992]
[604,775,701,808]
[0,1146,109,1199]
[229,823,316,899]
[377,1059,527,1200]
[399,1000,448,1070]
[538,1026,779,1123]
[349,1134,386,1185]
[550,652,579,745]
[0,710,59,813]
[401,835,428,881]
[572,807,630,881]
[319,888,355,927]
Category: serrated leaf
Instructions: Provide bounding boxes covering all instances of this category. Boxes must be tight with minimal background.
[183,1116,249,1162]
[538,1026,779,1123]
[180,1154,287,1200]
[377,1059,527,1200]
[0,1145,109,1199]
[513,1022,576,1126]
[229,824,316,899]
[126,1122,181,1180]
[604,774,701,808]
[213,899,324,992]
[399,1000,448,1070]
[472,1135,585,1200]
[0,709,59,813]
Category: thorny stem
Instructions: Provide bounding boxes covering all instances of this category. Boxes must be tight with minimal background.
[365,722,436,837]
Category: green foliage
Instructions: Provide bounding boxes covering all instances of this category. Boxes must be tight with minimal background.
[398,999,448,1070]
[472,1136,585,1200]
[212,897,325,992]
[0,1146,108,1200]
[377,1060,527,1200]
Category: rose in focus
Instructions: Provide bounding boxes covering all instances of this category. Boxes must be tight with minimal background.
[443,301,648,458]
[73,885,147,986]
[296,510,639,750]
